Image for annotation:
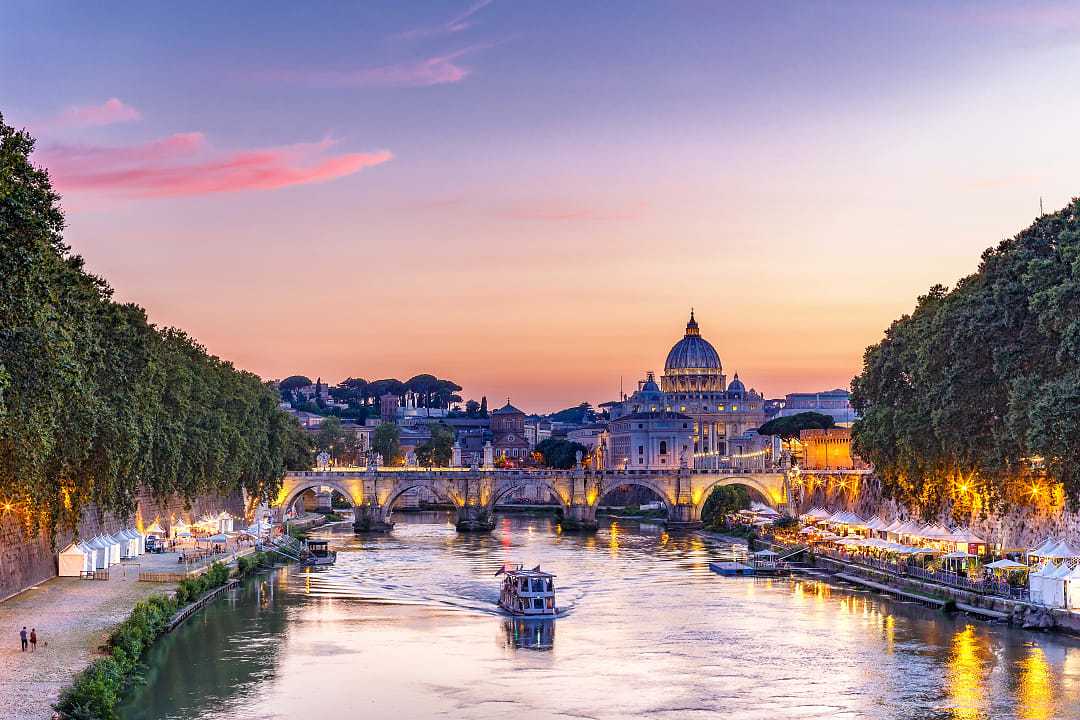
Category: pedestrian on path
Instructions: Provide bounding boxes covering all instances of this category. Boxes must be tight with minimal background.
[29,629,37,652]
[19,627,27,651]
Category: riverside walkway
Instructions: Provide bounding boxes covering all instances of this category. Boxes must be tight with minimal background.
[0,561,177,720]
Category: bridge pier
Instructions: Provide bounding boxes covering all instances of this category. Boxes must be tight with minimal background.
[455,504,495,533]
[558,503,598,533]
[666,502,702,531]
[353,503,393,533]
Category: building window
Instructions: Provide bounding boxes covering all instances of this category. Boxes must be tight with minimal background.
[732,405,738,411]
[659,441,668,454]
[638,445,644,455]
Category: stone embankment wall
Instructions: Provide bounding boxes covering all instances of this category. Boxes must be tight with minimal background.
[803,475,1078,550]
[0,490,244,602]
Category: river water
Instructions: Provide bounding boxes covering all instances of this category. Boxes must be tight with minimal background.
[120,514,1080,720]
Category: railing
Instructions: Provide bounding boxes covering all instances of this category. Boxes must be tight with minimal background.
[814,547,1027,600]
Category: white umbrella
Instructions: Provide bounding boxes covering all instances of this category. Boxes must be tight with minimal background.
[985,559,1027,570]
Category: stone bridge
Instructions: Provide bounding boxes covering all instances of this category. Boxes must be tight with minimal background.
[272,466,833,533]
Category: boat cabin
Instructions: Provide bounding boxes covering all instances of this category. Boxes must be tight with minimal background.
[304,540,336,566]
[497,564,556,616]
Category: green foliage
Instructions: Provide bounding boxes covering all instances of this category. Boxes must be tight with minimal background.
[851,199,1080,510]
[237,551,270,576]
[371,422,402,465]
[534,438,588,469]
[0,115,307,537]
[701,485,751,528]
[546,403,594,424]
[416,422,454,466]
[757,412,835,438]
[278,375,312,392]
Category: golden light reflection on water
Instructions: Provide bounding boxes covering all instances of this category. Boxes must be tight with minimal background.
[883,614,895,654]
[1017,645,1053,720]
[948,625,991,720]
[609,522,619,555]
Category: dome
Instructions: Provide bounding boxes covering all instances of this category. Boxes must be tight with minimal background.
[664,311,722,371]
[641,371,661,393]
[727,373,745,394]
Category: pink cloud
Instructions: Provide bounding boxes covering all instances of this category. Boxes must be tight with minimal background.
[395,0,494,40]
[500,201,650,222]
[273,47,479,88]
[57,98,142,127]
[37,133,391,198]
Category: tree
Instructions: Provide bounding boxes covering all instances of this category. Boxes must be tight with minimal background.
[0,114,298,537]
[314,416,346,456]
[757,412,835,439]
[371,423,402,466]
[279,375,312,393]
[547,403,593,424]
[851,198,1080,512]
[465,399,481,417]
[534,438,588,469]
[701,485,751,527]
[416,423,454,467]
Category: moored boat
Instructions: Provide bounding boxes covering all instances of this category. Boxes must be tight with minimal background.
[303,539,336,566]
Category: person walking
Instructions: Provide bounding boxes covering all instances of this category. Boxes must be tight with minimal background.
[19,627,27,651]
[29,629,36,652]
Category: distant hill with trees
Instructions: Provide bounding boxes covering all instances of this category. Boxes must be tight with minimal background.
[757,412,835,439]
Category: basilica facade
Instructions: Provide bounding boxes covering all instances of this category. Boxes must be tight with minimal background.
[607,312,767,469]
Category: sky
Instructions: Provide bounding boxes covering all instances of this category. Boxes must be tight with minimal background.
[4,1,1080,413]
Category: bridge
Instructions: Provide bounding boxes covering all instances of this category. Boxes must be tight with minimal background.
[271,465,864,533]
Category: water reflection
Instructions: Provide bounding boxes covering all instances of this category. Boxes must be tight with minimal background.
[501,618,555,651]
[121,515,1080,720]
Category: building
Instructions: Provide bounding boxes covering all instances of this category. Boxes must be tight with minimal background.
[490,402,530,461]
[524,418,552,447]
[608,312,767,468]
[607,410,694,470]
[798,428,867,470]
[777,389,858,426]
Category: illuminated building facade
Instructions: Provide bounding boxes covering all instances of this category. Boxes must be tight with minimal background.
[608,312,767,468]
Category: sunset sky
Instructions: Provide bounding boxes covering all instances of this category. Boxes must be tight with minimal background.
[5,1,1080,412]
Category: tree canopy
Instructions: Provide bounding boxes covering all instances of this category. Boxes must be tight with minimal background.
[534,438,588,469]
[852,199,1080,512]
[0,114,311,537]
[416,422,454,467]
[757,412,835,439]
[546,403,595,424]
[278,375,313,392]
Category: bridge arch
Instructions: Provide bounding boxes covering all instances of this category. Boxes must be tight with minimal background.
[380,479,467,523]
[276,477,363,516]
[694,475,784,512]
[487,477,569,514]
[593,476,678,511]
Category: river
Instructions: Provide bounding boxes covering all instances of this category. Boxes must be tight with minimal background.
[120,514,1080,720]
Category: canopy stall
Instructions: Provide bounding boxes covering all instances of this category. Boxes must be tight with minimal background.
[104,534,123,564]
[1066,564,1080,609]
[58,542,88,577]
[172,518,191,538]
[945,528,987,556]
[216,511,235,533]
[88,536,111,569]
[144,520,165,537]
[77,542,97,573]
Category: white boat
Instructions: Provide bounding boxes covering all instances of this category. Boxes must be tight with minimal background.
[303,539,336,566]
[497,563,556,616]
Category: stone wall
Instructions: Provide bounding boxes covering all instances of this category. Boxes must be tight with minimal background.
[0,489,244,602]
[801,474,1080,551]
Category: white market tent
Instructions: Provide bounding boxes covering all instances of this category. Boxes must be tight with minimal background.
[1067,564,1080,609]
[1043,541,1080,560]
[985,559,1027,571]
[173,518,191,538]
[77,542,97,573]
[217,511,235,533]
[1043,563,1071,608]
[1030,562,1052,605]
[125,528,146,554]
[58,542,88,577]
[116,530,138,558]
[104,534,123,564]
[145,520,165,536]
[1029,538,1060,559]
[87,536,110,569]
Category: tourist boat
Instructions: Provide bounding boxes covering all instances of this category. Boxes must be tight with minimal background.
[496,563,557,616]
[303,539,336,567]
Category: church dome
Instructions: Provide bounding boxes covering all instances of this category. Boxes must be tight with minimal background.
[727,373,745,394]
[664,311,721,371]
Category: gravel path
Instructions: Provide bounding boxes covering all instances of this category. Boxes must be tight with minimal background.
[0,563,176,720]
